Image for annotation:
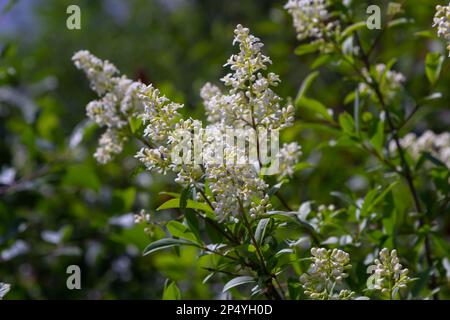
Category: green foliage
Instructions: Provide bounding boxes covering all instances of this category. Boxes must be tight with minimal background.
[0,0,449,301]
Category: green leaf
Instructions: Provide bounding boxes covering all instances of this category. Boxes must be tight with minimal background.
[166,221,199,243]
[370,118,385,153]
[266,211,320,243]
[338,112,355,135]
[184,210,201,242]
[294,162,314,172]
[340,21,367,40]
[162,280,181,300]
[129,116,143,134]
[387,18,411,28]
[222,276,255,293]
[159,191,181,198]
[425,52,444,85]
[344,91,356,104]
[202,272,215,284]
[157,198,215,214]
[268,181,284,196]
[296,97,333,121]
[255,218,270,245]
[295,71,319,105]
[414,30,435,39]
[294,42,320,56]
[311,54,333,69]
[361,182,398,217]
[143,238,200,256]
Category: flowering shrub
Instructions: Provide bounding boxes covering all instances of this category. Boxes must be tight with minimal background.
[69,0,450,300]
[2,0,448,301]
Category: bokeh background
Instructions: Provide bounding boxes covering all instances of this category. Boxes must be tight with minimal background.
[0,0,448,299]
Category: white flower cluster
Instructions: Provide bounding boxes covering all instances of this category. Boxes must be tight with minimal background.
[0,282,10,300]
[197,25,298,217]
[300,247,354,299]
[390,130,450,168]
[72,50,119,96]
[201,25,294,131]
[433,3,450,56]
[367,248,410,297]
[359,64,405,102]
[133,209,151,224]
[74,50,184,165]
[306,203,335,230]
[72,50,147,163]
[278,142,302,180]
[76,26,300,219]
[284,0,340,51]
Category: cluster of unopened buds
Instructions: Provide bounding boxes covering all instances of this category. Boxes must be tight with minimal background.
[133,209,151,225]
[433,2,450,56]
[367,248,411,298]
[300,247,354,299]
[133,209,154,235]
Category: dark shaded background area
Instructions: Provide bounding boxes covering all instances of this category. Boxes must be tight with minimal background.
[0,0,448,299]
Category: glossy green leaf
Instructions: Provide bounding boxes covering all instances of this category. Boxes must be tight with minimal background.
[222,276,255,293]
[143,238,200,256]
[295,71,319,105]
[162,280,181,300]
[425,52,444,85]
[157,198,215,214]
[166,221,199,243]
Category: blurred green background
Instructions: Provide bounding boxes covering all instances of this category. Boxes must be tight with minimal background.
[0,0,448,299]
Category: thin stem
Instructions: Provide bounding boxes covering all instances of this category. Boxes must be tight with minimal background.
[238,198,284,300]
[354,34,439,299]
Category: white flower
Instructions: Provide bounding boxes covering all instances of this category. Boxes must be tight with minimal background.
[139,84,183,144]
[86,92,127,129]
[284,0,340,46]
[278,142,302,179]
[134,209,151,224]
[204,129,269,217]
[196,25,299,216]
[433,3,450,56]
[73,50,148,164]
[73,50,118,95]
[200,25,294,131]
[300,247,353,299]
[0,282,11,300]
[75,26,300,220]
[367,248,411,298]
[94,129,127,164]
[135,146,171,174]
[358,64,405,102]
[390,130,450,169]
